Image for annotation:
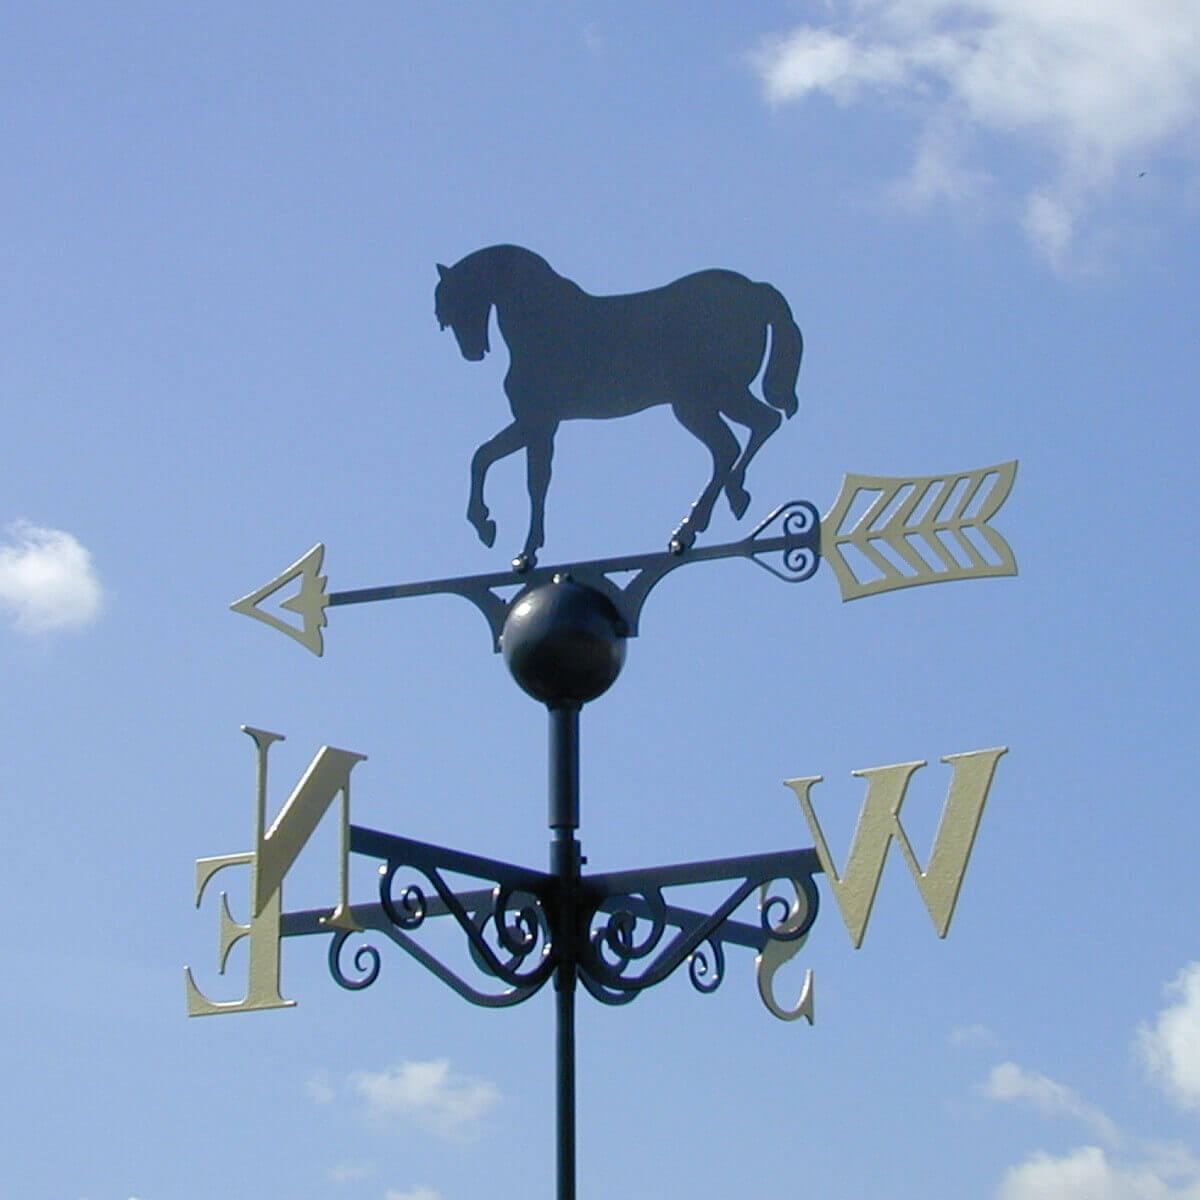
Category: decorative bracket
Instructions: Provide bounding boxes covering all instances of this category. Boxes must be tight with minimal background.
[279,827,823,1021]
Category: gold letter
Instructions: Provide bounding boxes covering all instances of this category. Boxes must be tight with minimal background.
[184,728,368,1016]
[184,852,292,1015]
[246,727,366,925]
[755,880,815,1023]
[784,748,1006,947]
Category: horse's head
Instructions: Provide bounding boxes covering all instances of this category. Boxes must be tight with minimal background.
[435,262,491,361]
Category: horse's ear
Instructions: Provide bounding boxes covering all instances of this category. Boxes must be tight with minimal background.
[436,263,449,280]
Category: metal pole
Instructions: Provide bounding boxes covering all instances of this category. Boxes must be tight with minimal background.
[549,704,580,1200]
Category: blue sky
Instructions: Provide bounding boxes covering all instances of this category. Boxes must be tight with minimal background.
[3,4,1199,1198]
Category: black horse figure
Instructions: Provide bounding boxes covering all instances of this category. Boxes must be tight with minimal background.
[435,245,802,570]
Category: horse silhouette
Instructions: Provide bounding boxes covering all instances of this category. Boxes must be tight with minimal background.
[435,245,802,570]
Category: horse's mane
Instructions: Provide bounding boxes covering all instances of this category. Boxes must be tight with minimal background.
[458,244,560,285]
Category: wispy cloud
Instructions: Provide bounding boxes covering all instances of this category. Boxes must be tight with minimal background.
[350,1059,500,1139]
[0,521,102,634]
[326,1162,374,1184]
[750,1,1200,268]
[1139,962,1200,1112]
[385,1188,443,1200]
[981,962,1200,1198]
[982,1061,1121,1144]
[950,1022,1000,1049]
[996,1143,1200,1200]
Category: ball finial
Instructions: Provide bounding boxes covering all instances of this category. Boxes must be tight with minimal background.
[500,576,626,707]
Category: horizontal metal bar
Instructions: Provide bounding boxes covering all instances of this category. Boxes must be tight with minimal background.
[327,527,817,610]
[282,892,772,951]
[584,847,822,897]
[350,824,552,891]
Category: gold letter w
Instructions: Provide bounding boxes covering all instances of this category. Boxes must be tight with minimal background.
[784,748,1006,948]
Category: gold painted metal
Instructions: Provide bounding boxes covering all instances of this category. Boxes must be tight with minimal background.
[821,461,1017,600]
[246,727,366,923]
[230,544,329,655]
[184,852,293,1015]
[784,747,1006,947]
[756,880,815,1023]
[184,727,368,1016]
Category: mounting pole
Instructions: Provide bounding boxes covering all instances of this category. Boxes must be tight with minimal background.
[500,574,627,1200]
[549,704,581,1200]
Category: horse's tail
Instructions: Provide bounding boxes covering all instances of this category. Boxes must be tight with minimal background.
[758,284,802,418]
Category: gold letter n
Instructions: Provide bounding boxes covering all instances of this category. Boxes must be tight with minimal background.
[184,726,367,1016]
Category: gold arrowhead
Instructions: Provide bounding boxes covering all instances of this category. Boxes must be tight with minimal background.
[231,544,329,655]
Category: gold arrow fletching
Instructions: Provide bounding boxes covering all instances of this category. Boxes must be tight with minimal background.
[230,544,329,655]
[821,461,1018,601]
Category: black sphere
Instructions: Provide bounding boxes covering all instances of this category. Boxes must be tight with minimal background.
[501,577,626,707]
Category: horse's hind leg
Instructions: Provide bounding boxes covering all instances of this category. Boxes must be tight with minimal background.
[669,405,740,552]
[718,389,783,517]
[468,421,527,547]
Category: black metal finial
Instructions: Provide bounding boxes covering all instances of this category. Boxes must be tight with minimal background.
[499,575,626,707]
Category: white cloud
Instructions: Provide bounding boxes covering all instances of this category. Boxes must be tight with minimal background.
[983,1061,1121,1144]
[385,1188,443,1200]
[981,965,1200,1198]
[995,1144,1200,1200]
[350,1059,500,1138]
[1139,962,1200,1112]
[0,521,102,633]
[751,1,1200,266]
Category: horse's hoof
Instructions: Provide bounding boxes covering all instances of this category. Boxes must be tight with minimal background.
[669,528,694,555]
[473,518,497,547]
[512,552,536,573]
[729,488,751,519]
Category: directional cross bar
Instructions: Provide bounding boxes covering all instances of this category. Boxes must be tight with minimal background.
[230,460,1017,656]
[277,824,823,1020]
[232,499,820,655]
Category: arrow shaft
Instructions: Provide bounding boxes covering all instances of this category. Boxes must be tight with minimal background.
[327,530,815,610]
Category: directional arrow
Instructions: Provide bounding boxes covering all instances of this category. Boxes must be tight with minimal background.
[231,461,1017,656]
[230,544,329,655]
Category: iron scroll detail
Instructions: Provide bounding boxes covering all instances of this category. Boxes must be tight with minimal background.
[576,849,820,1004]
[279,834,823,1020]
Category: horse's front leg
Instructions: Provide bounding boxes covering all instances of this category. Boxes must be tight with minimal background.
[514,425,556,572]
[468,421,527,548]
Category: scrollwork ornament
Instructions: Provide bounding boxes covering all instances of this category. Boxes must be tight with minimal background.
[688,936,725,995]
[594,890,667,971]
[782,501,817,537]
[328,930,381,991]
[379,863,427,930]
[760,873,819,942]
[493,885,545,960]
[783,546,817,580]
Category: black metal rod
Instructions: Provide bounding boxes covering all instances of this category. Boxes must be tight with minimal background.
[556,975,576,1200]
[549,704,581,1200]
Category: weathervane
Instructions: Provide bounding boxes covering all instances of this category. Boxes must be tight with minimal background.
[188,246,1017,1200]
